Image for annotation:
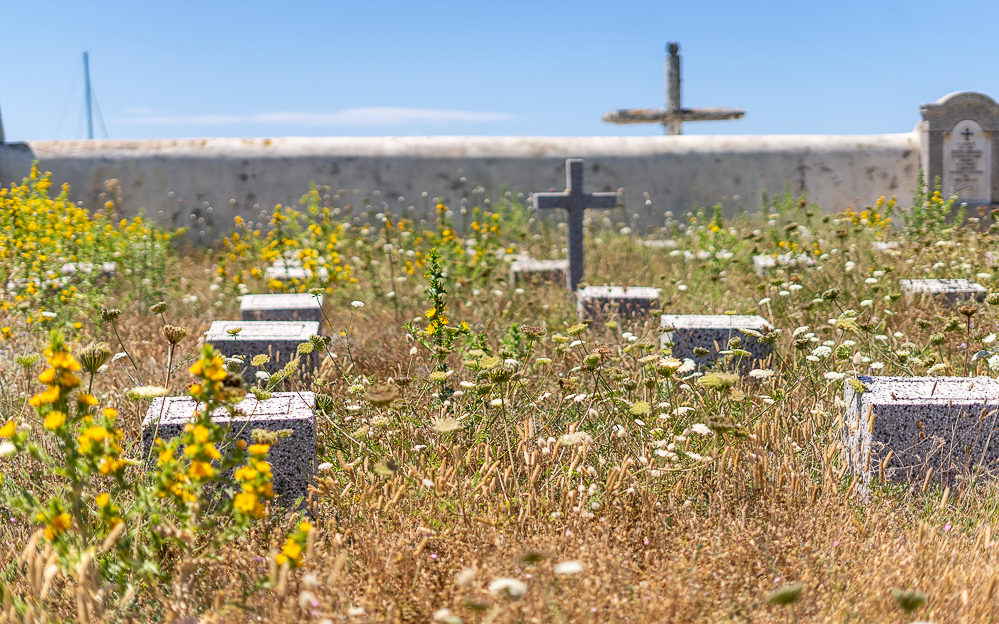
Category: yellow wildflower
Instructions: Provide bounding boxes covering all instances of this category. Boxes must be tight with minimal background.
[189,461,216,479]
[44,411,67,431]
[30,385,60,406]
[248,443,270,456]
[43,512,71,540]
[37,367,56,384]
[234,491,259,514]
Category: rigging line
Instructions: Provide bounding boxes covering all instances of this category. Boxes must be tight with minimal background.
[76,100,85,140]
[91,89,110,139]
[54,74,80,138]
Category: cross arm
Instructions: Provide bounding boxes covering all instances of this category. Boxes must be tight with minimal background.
[533,192,568,210]
[602,107,745,124]
[587,192,619,209]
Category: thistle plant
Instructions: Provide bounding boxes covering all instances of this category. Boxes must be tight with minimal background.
[407,248,469,381]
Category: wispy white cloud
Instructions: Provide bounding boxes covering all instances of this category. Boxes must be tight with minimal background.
[119,107,515,127]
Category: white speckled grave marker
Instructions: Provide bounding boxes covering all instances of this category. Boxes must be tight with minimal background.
[205,320,320,374]
[660,314,773,370]
[640,239,679,249]
[576,286,659,320]
[533,158,619,291]
[241,293,324,324]
[899,278,986,304]
[753,253,816,276]
[142,392,316,503]
[509,257,568,286]
[265,261,329,291]
[844,376,999,485]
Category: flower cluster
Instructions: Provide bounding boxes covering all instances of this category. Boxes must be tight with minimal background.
[233,442,276,519]
[842,196,893,230]
[0,164,176,332]
[218,188,355,294]
[275,520,313,568]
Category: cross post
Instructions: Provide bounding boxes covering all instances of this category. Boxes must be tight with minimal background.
[533,159,618,291]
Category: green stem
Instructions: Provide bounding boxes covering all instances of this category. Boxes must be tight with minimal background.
[111,320,139,374]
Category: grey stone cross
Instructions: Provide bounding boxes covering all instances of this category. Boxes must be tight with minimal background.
[602,42,744,135]
[533,158,618,291]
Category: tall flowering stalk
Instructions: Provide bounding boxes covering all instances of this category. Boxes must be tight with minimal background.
[0,333,279,608]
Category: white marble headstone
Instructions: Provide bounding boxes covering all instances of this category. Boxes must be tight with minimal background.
[943,119,991,204]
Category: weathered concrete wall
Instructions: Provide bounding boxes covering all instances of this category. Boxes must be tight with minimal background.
[0,134,919,240]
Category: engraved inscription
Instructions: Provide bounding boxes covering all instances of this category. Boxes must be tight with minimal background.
[943,119,991,204]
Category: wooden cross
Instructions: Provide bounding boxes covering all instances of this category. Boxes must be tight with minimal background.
[533,159,618,291]
[602,42,744,135]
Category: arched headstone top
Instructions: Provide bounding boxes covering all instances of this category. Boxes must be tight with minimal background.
[921,91,999,130]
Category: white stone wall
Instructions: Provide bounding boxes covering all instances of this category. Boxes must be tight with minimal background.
[0,134,919,241]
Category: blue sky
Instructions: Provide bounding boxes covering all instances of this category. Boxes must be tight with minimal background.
[1,0,996,140]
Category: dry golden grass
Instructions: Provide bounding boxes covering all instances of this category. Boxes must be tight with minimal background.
[3,198,999,623]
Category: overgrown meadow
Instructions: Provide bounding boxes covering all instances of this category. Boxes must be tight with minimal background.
[1,166,999,623]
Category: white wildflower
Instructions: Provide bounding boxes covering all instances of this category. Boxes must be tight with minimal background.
[488,577,527,599]
[691,423,712,436]
[811,345,833,358]
[126,385,169,400]
[926,363,947,375]
[676,359,696,375]
[554,560,584,575]
[559,431,592,447]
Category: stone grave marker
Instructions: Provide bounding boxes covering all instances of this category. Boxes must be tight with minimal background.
[509,256,568,286]
[576,286,659,320]
[844,376,999,485]
[753,253,816,276]
[660,314,773,370]
[871,241,900,253]
[920,91,999,206]
[640,239,679,249]
[241,293,324,324]
[533,158,619,291]
[142,392,317,503]
[265,258,329,290]
[899,278,986,304]
[205,320,320,376]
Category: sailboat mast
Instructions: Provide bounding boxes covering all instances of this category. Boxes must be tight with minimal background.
[83,51,93,140]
